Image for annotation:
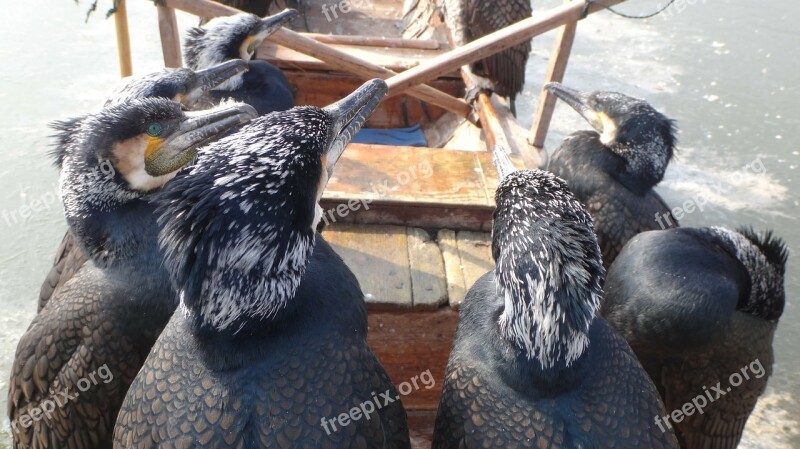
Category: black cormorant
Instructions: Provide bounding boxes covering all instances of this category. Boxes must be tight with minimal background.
[546,82,679,269]
[431,146,679,449]
[405,0,532,104]
[38,60,250,312]
[601,226,787,449]
[112,79,410,448]
[184,10,298,116]
[9,98,256,449]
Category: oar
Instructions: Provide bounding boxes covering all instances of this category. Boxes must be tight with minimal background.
[385,0,627,97]
[165,0,473,118]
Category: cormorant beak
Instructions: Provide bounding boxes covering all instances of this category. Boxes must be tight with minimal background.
[321,78,387,179]
[492,145,518,180]
[145,103,258,176]
[545,82,604,133]
[183,59,249,105]
[247,9,299,54]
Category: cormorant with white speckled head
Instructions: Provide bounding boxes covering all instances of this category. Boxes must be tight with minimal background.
[602,226,787,449]
[432,146,679,449]
[8,98,256,449]
[546,82,679,269]
[112,79,410,448]
[38,60,250,312]
[184,10,298,116]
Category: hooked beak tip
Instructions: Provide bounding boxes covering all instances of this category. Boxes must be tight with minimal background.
[259,8,299,32]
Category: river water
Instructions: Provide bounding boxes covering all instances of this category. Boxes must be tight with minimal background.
[0,0,797,447]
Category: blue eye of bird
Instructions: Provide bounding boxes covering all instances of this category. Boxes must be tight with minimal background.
[146,123,163,137]
[594,103,604,113]
[177,85,188,95]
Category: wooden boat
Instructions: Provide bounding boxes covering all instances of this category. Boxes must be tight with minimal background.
[111,0,626,444]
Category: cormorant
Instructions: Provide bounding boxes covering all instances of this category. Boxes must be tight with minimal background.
[432,146,679,449]
[546,82,679,269]
[601,226,787,449]
[112,80,410,448]
[8,98,257,449]
[38,60,250,312]
[184,10,298,116]
[406,0,532,104]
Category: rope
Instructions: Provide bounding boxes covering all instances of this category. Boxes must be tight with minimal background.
[582,0,677,20]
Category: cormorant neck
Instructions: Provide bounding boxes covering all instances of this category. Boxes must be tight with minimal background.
[60,156,150,267]
[709,227,786,321]
[496,248,602,370]
[183,225,316,336]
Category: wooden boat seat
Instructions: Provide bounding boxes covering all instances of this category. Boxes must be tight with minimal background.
[321,143,524,231]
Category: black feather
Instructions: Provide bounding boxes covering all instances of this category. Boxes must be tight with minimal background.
[737,226,789,272]
[48,116,86,168]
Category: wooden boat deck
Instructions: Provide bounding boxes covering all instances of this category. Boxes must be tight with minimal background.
[322,222,494,448]
[323,224,493,310]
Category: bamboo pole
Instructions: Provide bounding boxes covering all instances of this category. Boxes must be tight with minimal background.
[113,0,133,77]
[164,0,472,118]
[157,6,183,68]
[385,0,625,97]
[529,16,578,149]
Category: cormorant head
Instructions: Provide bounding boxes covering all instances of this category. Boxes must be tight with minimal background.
[546,82,676,187]
[60,97,256,265]
[713,227,788,321]
[108,59,250,109]
[491,146,604,369]
[156,79,388,334]
[184,10,298,88]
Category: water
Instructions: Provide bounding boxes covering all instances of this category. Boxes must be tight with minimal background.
[0,0,797,447]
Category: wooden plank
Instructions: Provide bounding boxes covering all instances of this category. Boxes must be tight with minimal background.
[475,92,513,155]
[385,0,627,97]
[407,228,447,310]
[322,224,413,310]
[454,231,493,306]
[438,230,467,309]
[114,0,133,77]
[164,0,473,118]
[530,16,578,149]
[366,309,459,409]
[478,93,547,169]
[157,6,183,68]
[317,144,518,230]
[318,200,495,232]
[324,144,489,207]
